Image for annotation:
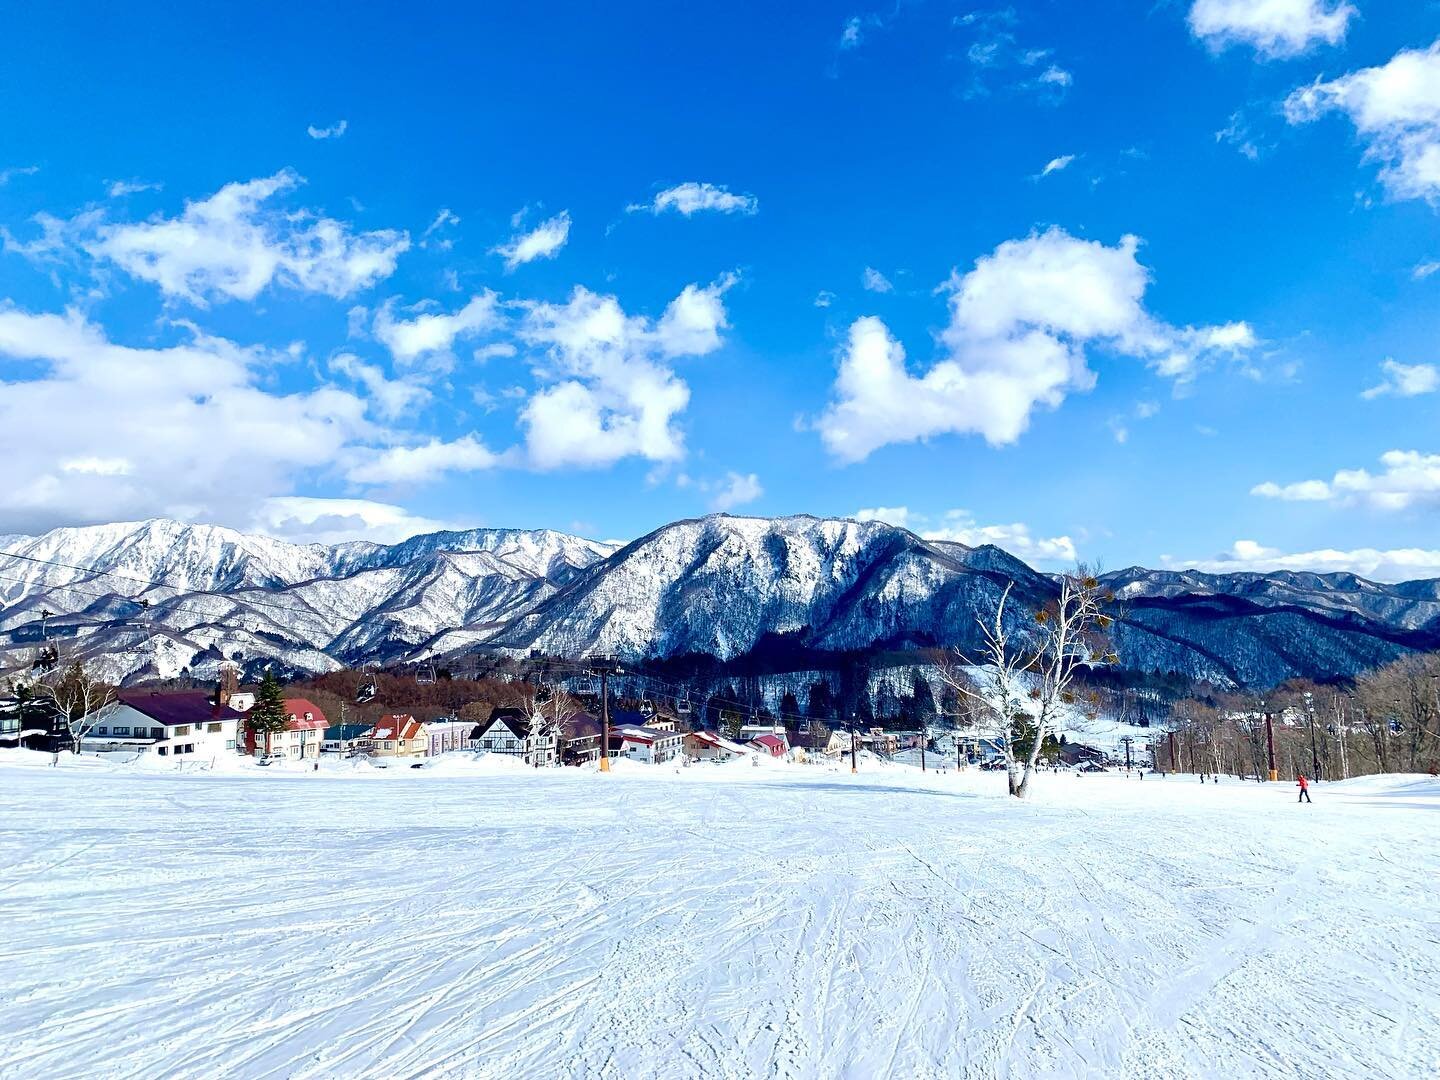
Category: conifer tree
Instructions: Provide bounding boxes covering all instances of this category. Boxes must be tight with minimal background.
[247,670,289,754]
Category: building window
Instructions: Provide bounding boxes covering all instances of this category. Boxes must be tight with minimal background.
[97,727,108,735]
[112,726,130,736]
[208,723,221,733]
[225,740,236,750]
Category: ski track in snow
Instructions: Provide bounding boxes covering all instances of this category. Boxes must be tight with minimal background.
[0,757,1437,1079]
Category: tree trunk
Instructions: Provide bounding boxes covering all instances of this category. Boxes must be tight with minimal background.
[1013,766,1032,798]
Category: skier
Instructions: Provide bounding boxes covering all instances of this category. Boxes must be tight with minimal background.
[1297,774,1312,804]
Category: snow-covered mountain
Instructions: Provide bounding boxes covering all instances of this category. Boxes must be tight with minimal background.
[0,519,616,684]
[1,514,1437,688]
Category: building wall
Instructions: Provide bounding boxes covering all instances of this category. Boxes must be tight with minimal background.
[85,704,237,757]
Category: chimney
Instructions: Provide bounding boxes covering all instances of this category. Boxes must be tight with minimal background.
[217,661,240,709]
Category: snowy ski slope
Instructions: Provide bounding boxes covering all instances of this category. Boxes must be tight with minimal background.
[0,753,1436,1079]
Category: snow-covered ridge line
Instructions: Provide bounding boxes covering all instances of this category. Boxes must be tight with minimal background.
[1,513,1439,688]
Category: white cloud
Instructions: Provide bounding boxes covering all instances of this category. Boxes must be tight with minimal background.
[252,496,458,545]
[1188,0,1355,59]
[1039,154,1076,177]
[474,342,518,362]
[86,169,409,304]
[840,16,865,50]
[60,457,132,476]
[372,293,500,367]
[329,352,432,420]
[1165,540,1440,583]
[1216,111,1265,159]
[345,434,502,486]
[709,472,764,511]
[852,506,1076,564]
[923,510,1076,565]
[1361,358,1439,399]
[817,229,1256,461]
[861,267,893,293]
[493,211,571,270]
[106,178,162,198]
[517,276,734,469]
[630,182,759,217]
[814,290,836,308]
[420,208,460,250]
[0,165,39,186]
[0,304,371,534]
[1252,450,1440,510]
[854,506,911,528]
[1249,479,1334,501]
[1285,41,1440,203]
[955,12,1071,100]
[306,119,348,139]
[1414,260,1440,280]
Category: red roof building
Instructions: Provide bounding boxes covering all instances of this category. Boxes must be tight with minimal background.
[750,733,788,757]
[244,697,330,757]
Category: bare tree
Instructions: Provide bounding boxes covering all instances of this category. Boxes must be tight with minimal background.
[39,660,119,754]
[517,683,574,767]
[938,570,1117,798]
[936,583,1027,791]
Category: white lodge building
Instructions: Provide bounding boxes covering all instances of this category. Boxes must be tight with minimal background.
[83,690,244,758]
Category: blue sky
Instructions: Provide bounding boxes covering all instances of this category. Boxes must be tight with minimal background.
[1,1,1438,579]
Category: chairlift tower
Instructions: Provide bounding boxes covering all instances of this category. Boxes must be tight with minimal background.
[586,655,623,773]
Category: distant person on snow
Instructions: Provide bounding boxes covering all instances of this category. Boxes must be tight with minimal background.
[1297,774,1312,804]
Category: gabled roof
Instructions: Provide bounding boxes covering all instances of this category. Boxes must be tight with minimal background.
[283,698,329,731]
[561,712,601,739]
[686,730,751,755]
[324,724,372,740]
[371,713,424,740]
[118,691,245,727]
[751,733,788,754]
[478,709,530,739]
[616,724,678,745]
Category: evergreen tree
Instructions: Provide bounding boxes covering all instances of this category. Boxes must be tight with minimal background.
[247,670,290,752]
[1009,713,1060,764]
[779,690,800,722]
[910,669,938,731]
[806,681,836,720]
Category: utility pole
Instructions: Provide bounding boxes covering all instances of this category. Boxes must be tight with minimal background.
[849,713,858,774]
[1121,735,1133,772]
[1263,705,1278,782]
[1304,691,1320,781]
[587,655,622,773]
[1168,730,1178,774]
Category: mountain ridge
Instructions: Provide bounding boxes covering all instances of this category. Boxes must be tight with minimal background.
[1,514,1436,689]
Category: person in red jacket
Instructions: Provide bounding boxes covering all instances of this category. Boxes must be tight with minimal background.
[1297,774,1312,804]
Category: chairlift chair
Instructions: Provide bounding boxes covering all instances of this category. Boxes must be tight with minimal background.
[356,661,379,704]
[30,608,59,675]
[417,664,437,686]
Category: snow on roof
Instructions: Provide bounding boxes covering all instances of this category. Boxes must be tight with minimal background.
[282,698,329,730]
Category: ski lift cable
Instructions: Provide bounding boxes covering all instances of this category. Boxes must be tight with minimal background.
[470,651,829,730]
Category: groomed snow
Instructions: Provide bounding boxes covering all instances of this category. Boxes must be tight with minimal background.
[1,752,1436,1078]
